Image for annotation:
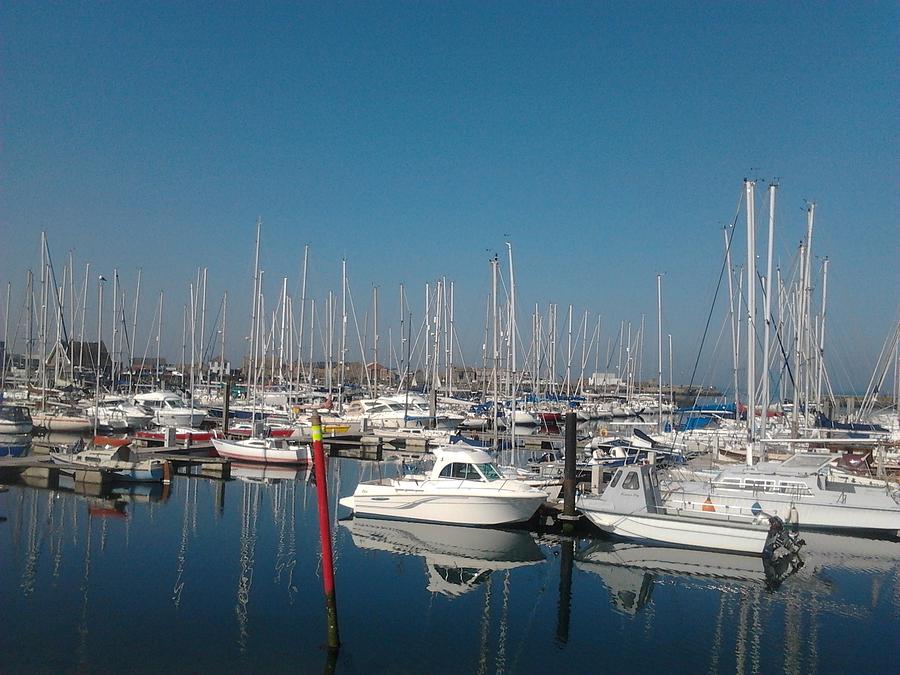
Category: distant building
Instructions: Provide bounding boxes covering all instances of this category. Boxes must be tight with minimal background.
[589,372,623,388]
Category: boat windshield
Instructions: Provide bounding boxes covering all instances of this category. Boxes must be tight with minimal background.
[476,462,502,481]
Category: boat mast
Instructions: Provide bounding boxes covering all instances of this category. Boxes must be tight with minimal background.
[373,284,379,398]
[802,207,816,430]
[248,219,262,402]
[815,258,829,417]
[657,273,663,434]
[156,290,163,387]
[111,268,119,390]
[297,245,309,388]
[491,255,499,450]
[339,259,347,412]
[221,291,227,381]
[279,275,288,384]
[130,268,142,394]
[94,274,106,437]
[725,227,740,412]
[507,243,517,456]
[26,270,33,398]
[448,281,455,397]
[760,184,776,448]
[745,179,757,466]
[1,281,9,391]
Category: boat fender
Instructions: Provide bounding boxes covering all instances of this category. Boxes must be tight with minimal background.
[702,496,715,512]
[600,427,608,437]
[788,505,799,526]
[163,460,173,484]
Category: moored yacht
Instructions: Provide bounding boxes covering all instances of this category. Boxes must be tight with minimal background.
[0,404,33,434]
[577,464,803,556]
[211,436,311,464]
[339,445,547,526]
[660,453,900,535]
[133,391,207,428]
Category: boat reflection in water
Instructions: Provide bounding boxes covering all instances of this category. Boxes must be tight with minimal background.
[342,517,545,597]
[575,539,802,614]
[231,461,309,484]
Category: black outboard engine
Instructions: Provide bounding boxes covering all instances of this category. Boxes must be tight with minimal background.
[763,515,805,560]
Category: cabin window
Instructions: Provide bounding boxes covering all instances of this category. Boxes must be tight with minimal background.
[609,470,622,488]
[439,463,482,481]
[622,472,640,490]
[476,463,502,481]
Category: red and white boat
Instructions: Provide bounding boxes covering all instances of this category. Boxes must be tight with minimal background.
[212,436,312,464]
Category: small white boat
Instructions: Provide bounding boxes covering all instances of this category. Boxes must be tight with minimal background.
[211,436,311,464]
[0,405,33,434]
[339,445,548,526]
[577,464,803,556]
[32,409,93,432]
[133,391,207,428]
[661,453,900,534]
[49,439,167,482]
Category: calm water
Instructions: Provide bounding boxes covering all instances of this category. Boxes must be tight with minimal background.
[2,458,898,674]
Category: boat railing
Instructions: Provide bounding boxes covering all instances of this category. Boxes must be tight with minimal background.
[654,497,768,525]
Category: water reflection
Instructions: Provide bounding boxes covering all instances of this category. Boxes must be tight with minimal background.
[1,458,898,673]
[341,518,545,597]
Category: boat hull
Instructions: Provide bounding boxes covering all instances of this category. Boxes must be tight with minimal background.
[212,438,311,464]
[577,499,769,555]
[0,421,33,434]
[667,487,900,533]
[49,454,165,482]
[340,482,545,526]
[32,414,93,432]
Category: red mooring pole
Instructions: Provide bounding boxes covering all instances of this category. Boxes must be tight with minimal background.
[310,412,340,651]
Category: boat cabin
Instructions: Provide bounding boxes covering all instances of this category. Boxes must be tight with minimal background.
[598,465,665,515]
[0,405,33,424]
[431,447,504,482]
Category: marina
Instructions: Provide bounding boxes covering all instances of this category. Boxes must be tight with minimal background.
[3,2,899,672]
[1,452,898,673]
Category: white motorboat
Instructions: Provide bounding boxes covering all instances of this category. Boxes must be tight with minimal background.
[83,396,153,429]
[660,453,900,534]
[341,517,544,597]
[211,436,311,464]
[49,439,168,482]
[577,464,803,556]
[0,405,33,434]
[133,391,207,428]
[339,445,548,526]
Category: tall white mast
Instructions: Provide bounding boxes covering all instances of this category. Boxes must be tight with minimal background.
[297,244,309,388]
[815,258,829,416]
[725,227,740,410]
[373,285,379,397]
[130,268,142,394]
[339,259,347,411]
[745,180,757,466]
[506,243,517,455]
[657,273,663,434]
[760,184,776,445]
[94,274,106,436]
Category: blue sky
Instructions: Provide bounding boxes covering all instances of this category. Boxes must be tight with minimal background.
[2,2,897,392]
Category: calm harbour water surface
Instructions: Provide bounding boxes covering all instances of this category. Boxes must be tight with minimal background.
[2,458,898,674]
